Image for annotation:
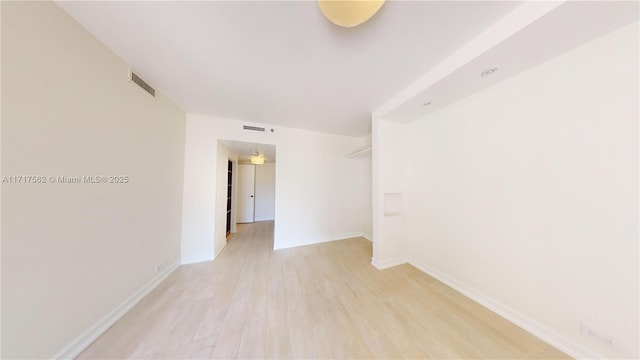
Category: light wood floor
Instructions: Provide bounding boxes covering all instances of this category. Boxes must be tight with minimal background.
[79,221,569,359]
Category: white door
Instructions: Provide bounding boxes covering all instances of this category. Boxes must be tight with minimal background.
[237,164,255,223]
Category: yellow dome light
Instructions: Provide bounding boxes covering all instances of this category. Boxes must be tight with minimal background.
[317,0,385,28]
[251,155,265,165]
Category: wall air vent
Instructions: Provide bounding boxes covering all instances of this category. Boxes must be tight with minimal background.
[129,69,156,97]
[243,125,266,132]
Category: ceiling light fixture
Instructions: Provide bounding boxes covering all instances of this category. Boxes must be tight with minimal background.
[481,67,499,77]
[251,156,265,165]
[250,151,264,165]
[317,0,385,28]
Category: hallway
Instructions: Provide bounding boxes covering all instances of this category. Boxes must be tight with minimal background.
[79,221,567,359]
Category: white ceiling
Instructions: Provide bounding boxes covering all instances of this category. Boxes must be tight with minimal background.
[55,1,637,137]
[221,140,276,164]
[55,0,522,136]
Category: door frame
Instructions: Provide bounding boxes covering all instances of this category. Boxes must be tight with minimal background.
[226,159,233,237]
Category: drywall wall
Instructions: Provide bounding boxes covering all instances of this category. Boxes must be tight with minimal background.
[403,21,638,358]
[371,118,408,268]
[1,2,186,358]
[181,114,370,261]
[360,157,372,238]
[349,133,373,239]
[255,163,276,222]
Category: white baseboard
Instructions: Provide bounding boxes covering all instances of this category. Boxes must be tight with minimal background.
[181,255,214,265]
[330,232,368,242]
[273,232,365,250]
[52,261,180,359]
[371,256,408,270]
[361,232,372,242]
[406,257,601,360]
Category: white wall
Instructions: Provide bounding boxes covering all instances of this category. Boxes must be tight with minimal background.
[401,22,638,358]
[181,114,371,261]
[371,118,409,268]
[1,2,186,358]
[359,157,372,238]
[351,134,373,239]
[255,163,276,221]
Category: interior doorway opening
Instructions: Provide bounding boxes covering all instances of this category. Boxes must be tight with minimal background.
[225,159,233,237]
[219,140,276,244]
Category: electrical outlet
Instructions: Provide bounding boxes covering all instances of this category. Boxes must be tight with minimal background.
[154,264,160,273]
[581,323,619,351]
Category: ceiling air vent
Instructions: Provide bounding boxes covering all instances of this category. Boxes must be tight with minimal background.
[129,69,156,97]
[243,125,266,132]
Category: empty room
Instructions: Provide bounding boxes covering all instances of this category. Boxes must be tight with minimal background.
[1,1,638,359]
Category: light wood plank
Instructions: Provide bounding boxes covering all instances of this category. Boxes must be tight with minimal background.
[77,221,570,360]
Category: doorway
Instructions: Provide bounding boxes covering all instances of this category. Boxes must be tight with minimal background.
[219,140,276,230]
[214,140,276,258]
[226,160,233,237]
